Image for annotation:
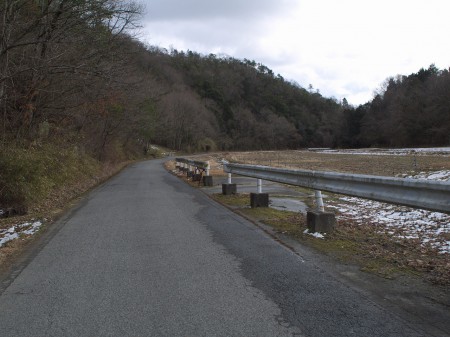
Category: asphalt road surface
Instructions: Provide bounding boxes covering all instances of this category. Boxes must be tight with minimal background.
[0,159,445,336]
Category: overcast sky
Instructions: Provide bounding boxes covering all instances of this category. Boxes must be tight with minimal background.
[140,0,450,105]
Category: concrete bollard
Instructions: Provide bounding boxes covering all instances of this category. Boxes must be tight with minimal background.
[192,173,202,182]
[250,178,269,208]
[315,190,325,212]
[203,176,213,186]
[222,173,237,195]
[257,179,262,193]
[202,161,213,186]
[222,184,237,195]
[306,210,336,233]
[250,193,269,208]
[187,165,194,178]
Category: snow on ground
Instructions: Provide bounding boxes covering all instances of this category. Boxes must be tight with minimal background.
[318,147,450,156]
[328,170,450,254]
[405,170,450,181]
[0,220,43,248]
[303,229,325,239]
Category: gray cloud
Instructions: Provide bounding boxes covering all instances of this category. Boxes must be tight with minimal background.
[139,0,450,105]
[143,0,295,22]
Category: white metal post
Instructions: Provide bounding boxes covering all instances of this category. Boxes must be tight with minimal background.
[257,179,262,193]
[315,190,325,212]
[227,173,232,184]
[206,161,210,176]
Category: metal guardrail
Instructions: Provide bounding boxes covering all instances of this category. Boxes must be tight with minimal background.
[175,158,210,174]
[224,163,450,213]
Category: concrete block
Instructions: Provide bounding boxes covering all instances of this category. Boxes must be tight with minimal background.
[307,211,336,233]
[250,193,269,208]
[222,183,237,195]
[192,173,202,182]
[203,176,213,186]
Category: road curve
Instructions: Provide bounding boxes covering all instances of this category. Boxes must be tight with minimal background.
[0,159,437,336]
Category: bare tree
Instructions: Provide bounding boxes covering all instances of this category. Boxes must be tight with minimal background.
[0,0,142,143]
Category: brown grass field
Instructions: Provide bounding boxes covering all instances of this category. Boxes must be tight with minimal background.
[200,149,450,177]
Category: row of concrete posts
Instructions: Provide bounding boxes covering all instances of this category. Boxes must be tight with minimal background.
[175,161,214,186]
[175,160,336,233]
[222,172,336,233]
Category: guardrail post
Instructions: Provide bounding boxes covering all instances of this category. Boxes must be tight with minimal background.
[307,210,336,233]
[222,173,237,195]
[307,190,335,233]
[203,161,214,187]
[192,166,202,182]
[187,164,194,178]
[250,179,269,208]
[315,190,325,212]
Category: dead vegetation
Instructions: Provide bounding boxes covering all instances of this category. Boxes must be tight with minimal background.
[224,150,450,176]
[182,149,450,178]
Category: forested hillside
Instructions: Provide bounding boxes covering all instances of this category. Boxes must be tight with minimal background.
[340,65,450,148]
[144,48,345,151]
[2,1,449,157]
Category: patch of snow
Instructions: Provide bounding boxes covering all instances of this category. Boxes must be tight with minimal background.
[329,171,450,254]
[0,231,19,247]
[20,221,42,235]
[303,229,325,239]
[318,147,450,156]
[406,170,450,181]
[0,220,43,248]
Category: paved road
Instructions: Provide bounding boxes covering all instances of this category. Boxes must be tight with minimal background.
[0,160,442,336]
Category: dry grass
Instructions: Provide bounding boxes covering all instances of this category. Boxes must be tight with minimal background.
[173,150,450,178]
[224,150,450,177]
[212,193,250,207]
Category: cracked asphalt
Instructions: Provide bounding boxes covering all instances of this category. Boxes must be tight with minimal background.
[0,159,443,336]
